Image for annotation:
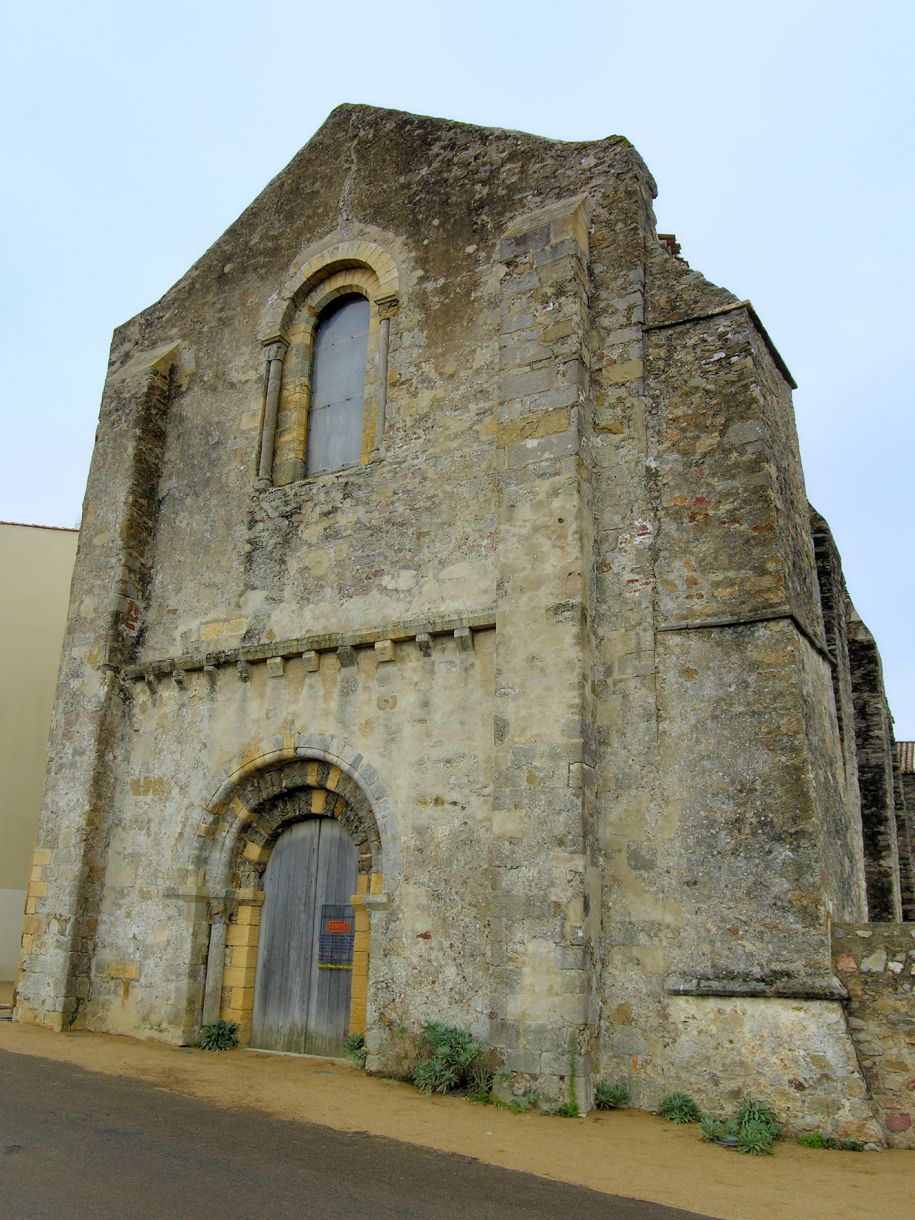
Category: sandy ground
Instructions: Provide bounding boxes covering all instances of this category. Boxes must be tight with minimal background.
[0,1011,910,1220]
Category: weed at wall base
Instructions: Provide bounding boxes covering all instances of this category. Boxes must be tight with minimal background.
[658,1092,701,1123]
[197,1019,238,1051]
[595,1081,629,1110]
[345,1032,367,1068]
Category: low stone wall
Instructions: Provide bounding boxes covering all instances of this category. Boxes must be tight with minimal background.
[833,923,915,1148]
[659,995,880,1142]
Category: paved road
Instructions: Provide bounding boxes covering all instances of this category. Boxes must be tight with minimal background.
[0,1051,712,1219]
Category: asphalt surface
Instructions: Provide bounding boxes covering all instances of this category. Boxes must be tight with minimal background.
[0,1050,714,1219]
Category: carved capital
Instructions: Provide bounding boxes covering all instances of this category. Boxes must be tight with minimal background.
[261,334,289,363]
[376,295,400,321]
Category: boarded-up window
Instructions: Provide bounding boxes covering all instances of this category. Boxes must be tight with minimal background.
[306,294,370,475]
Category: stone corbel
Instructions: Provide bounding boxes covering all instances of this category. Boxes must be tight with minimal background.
[416,632,433,657]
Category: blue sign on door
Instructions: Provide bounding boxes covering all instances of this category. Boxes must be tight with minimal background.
[317,904,355,969]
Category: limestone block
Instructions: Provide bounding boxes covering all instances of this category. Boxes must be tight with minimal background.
[107,960,140,981]
[242,841,270,864]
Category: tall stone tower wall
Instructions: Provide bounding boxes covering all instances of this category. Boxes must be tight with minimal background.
[15,106,906,1141]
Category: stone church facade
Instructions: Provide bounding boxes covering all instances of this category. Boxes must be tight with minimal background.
[16,106,913,1139]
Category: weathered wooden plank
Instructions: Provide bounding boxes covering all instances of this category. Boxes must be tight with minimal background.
[250,816,357,1057]
[251,819,319,1053]
[304,819,357,1056]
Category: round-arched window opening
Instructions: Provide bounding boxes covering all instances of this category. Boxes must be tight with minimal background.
[306,294,370,476]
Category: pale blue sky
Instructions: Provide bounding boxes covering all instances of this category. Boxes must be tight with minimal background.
[2,1,912,734]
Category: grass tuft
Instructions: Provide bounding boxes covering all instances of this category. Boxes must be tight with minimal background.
[197,1019,239,1052]
[658,1092,701,1123]
[595,1081,629,1110]
[345,1032,367,1068]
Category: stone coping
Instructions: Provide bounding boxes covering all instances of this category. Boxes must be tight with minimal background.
[645,299,797,389]
[665,974,848,1000]
[658,607,831,664]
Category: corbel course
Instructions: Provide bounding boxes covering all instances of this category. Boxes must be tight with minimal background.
[124,610,495,685]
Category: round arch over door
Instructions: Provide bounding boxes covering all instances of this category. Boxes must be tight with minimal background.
[250,817,357,1056]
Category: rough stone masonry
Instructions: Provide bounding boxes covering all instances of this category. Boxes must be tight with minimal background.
[15,105,914,1145]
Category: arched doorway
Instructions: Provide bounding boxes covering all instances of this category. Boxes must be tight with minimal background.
[197,738,398,1050]
[250,817,357,1056]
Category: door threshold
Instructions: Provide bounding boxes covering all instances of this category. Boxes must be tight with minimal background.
[245,1046,349,1063]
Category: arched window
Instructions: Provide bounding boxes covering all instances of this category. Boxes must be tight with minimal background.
[256,242,400,489]
[306,294,370,476]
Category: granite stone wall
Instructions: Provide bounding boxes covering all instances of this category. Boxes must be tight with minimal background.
[833,923,915,1148]
[848,620,903,920]
[894,751,915,921]
[810,511,866,870]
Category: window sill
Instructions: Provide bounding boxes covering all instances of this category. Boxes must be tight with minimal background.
[255,458,379,494]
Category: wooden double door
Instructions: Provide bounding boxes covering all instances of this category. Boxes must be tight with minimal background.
[251,818,357,1057]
